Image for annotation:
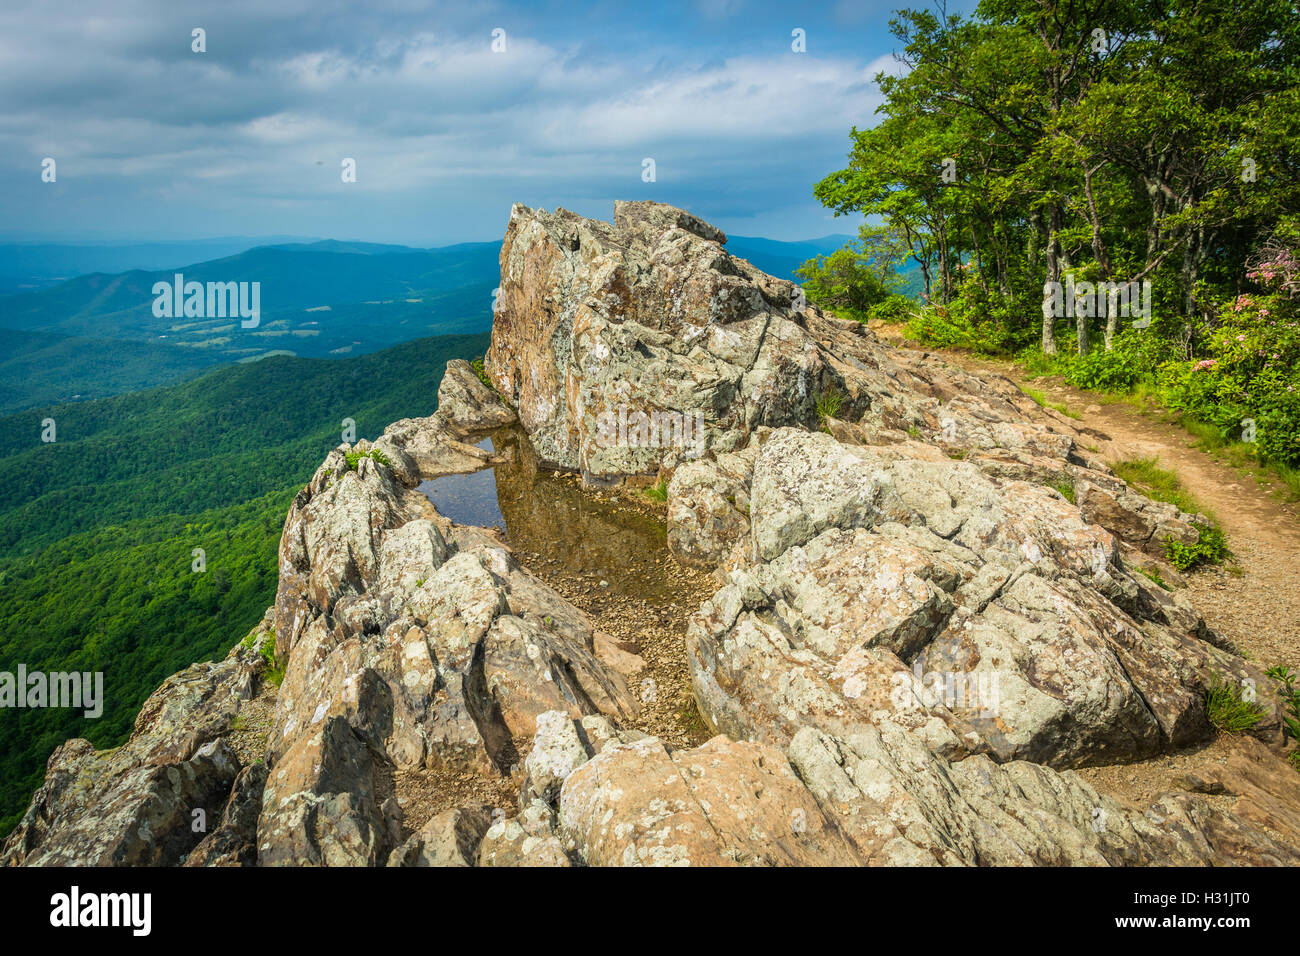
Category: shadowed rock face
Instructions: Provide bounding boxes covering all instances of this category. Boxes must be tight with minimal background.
[7,204,1300,868]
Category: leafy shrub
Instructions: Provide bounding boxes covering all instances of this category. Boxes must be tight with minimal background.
[869,294,916,324]
[1266,666,1300,771]
[1164,522,1230,571]
[1157,288,1300,468]
[796,246,894,321]
[1063,330,1166,392]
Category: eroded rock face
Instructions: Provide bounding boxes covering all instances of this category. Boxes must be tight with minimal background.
[486,201,835,479]
[2,643,262,867]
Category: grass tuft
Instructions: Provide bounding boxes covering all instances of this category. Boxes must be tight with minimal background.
[1205,673,1266,734]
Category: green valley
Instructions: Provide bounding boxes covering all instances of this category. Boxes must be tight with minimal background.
[0,331,489,835]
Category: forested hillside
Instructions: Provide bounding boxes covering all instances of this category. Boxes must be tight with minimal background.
[806,0,1300,475]
[0,332,489,835]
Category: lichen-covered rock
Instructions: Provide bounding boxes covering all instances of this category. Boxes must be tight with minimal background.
[436,359,516,433]
[687,428,1285,769]
[1,645,261,867]
[387,804,493,867]
[559,735,862,866]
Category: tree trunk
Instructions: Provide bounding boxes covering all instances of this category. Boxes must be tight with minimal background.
[1041,205,1061,356]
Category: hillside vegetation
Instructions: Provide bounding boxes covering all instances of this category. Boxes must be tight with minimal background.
[0,332,489,835]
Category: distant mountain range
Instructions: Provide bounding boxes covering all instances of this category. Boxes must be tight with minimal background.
[0,231,869,414]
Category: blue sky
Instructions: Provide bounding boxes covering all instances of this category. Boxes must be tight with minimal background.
[2,0,977,245]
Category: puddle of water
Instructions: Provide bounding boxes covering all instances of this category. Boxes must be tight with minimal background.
[416,438,505,530]
[417,427,676,604]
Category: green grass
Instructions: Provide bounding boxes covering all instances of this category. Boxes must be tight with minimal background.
[1110,457,1230,570]
[1205,673,1267,733]
[1178,416,1300,503]
[1050,478,1076,504]
[1110,457,1204,518]
[1021,386,1081,419]
[1136,566,1174,591]
[641,479,668,502]
[815,385,844,423]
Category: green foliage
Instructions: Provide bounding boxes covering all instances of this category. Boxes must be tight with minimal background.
[1107,457,1229,570]
[1136,566,1173,591]
[1022,386,1080,419]
[813,0,1300,498]
[1205,673,1267,734]
[1266,666,1300,771]
[1164,522,1231,571]
[1062,331,1170,393]
[1157,286,1300,469]
[904,299,1021,354]
[869,294,916,324]
[470,357,494,390]
[344,448,392,471]
[815,385,844,422]
[0,332,490,837]
[796,245,895,321]
[0,243,500,413]
[1050,478,1076,504]
[641,480,668,502]
[1110,457,1204,517]
[0,333,490,560]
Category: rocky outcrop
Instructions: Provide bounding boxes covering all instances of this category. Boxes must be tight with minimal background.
[8,202,1298,868]
[2,639,263,866]
[682,428,1285,770]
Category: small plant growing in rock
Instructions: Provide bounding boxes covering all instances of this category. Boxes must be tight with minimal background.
[1204,673,1266,733]
[642,480,668,502]
[470,357,494,390]
[345,448,392,472]
[1050,478,1076,504]
[241,627,285,687]
[1164,521,1229,571]
[1265,665,1300,771]
[1137,566,1173,591]
[815,385,843,423]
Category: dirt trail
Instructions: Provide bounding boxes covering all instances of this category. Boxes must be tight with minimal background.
[884,335,1300,671]
[877,332,1300,812]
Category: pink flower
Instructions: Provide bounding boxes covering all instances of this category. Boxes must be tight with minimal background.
[1237,335,1246,342]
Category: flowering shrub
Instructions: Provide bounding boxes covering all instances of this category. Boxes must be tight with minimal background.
[1158,247,1300,466]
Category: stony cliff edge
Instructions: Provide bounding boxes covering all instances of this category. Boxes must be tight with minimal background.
[6,201,1299,867]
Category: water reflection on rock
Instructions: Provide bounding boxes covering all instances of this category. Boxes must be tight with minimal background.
[418,427,678,605]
